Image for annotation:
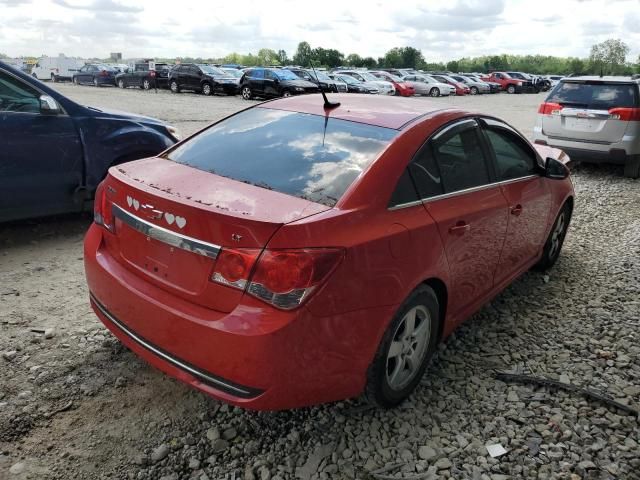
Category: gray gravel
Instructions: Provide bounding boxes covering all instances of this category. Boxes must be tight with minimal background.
[0,85,638,479]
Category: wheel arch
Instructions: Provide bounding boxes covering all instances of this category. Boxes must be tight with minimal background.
[421,277,448,341]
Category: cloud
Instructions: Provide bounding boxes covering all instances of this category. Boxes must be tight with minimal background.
[0,0,30,4]
[52,0,142,13]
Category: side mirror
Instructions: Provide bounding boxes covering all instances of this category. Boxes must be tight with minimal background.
[545,157,569,179]
[40,95,61,115]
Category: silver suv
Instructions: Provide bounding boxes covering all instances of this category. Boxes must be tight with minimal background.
[533,76,640,178]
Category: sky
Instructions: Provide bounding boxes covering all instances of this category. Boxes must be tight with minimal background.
[1,0,639,62]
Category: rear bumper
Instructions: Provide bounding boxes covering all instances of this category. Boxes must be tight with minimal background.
[84,224,395,410]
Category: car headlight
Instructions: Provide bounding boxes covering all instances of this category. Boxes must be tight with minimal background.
[166,125,182,142]
[295,87,304,91]
[517,81,523,86]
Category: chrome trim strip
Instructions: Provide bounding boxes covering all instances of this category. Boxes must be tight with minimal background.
[90,294,262,398]
[112,204,221,260]
[388,175,539,211]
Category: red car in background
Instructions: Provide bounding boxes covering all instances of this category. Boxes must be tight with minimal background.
[370,71,416,97]
[431,74,471,95]
[85,94,574,410]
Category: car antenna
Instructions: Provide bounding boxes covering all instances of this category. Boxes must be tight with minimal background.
[309,60,340,110]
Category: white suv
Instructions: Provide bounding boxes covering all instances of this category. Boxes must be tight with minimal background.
[533,76,640,178]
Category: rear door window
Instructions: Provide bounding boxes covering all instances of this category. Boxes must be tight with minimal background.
[165,107,397,207]
[548,81,638,109]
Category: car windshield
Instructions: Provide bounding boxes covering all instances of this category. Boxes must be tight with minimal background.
[385,73,402,82]
[357,72,378,82]
[275,69,299,81]
[508,72,525,79]
[338,75,358,85]
[548,81,638,109]
[199,65,227,76]
[164,108,397,207]
[223,69,243,78]
[96,64,115,71]
[311,70,331,81]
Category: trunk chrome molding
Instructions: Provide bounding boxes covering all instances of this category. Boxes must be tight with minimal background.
[112,204,221,260]
[90,294,263,399]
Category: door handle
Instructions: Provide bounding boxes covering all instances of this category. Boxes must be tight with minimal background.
[511,204,523,216]
[449,221,470,236]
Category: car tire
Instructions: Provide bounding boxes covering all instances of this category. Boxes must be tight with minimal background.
[202,82,213,96]
[241,86,253,100]
[93,77,99,87]
[51,73,57,83]
[507,84,516,94]
[470,86,478,95]
[282,90,291,98]
[142,79,151,90]
[534,203,571,271]
[365,285,439,408]
[118,79,125,89]
[73,76,78,85]
[429,87,440,97]
[623,155,640,179]
[170,81,180,93]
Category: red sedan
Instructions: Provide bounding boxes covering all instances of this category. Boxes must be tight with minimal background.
[85,94,574,410]
[432,74,471,96]
[370,71,416,97]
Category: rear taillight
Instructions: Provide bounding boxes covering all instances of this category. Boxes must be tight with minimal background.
[93,181,114,231]
[211,248,344,310]
[608,107,640,121]
[538,102,563,115]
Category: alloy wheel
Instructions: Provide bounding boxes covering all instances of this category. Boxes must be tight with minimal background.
[143,80,150,90]
[203,83,212,95]
[241,87,252,100]
[118,80,125,88]
[430,88,439,97]
[170,81,178,93]
[386,305,431,391]
[282,91,291,97]
[549,212,566,259]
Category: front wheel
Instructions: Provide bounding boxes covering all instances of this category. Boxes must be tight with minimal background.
[241,86,252,100]
[202,82,213,96]
[282,90,291,98]
[73,76,78,85]
[170,80,180,93]
[142,79,151,90]
[51,73,57,83]
[365,286,439,408]
[93,77,99,87]
[534,203,571,271]
[470,86,478,95]
[118,79,125,89]
[429,87,440,97]
[506,84,516,94]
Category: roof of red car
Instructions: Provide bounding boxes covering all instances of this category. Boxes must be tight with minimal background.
[260,94,447,130]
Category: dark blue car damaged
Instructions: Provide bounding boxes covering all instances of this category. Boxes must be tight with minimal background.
[0,60,177,222]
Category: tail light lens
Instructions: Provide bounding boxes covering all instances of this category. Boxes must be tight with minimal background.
[93,181,114,231]
[538,102,563,115]
[608,107,640,121]
[211,248,344,310]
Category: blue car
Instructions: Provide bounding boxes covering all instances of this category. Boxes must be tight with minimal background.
[72,63,117,87]
[0,61,179,222]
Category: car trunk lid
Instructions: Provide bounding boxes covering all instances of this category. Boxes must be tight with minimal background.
[101,158,330,313]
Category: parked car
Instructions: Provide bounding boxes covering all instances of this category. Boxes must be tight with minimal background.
[463,74,501,93]
[507,72,546,93]
[448,74,490,95]
[31,54,83,82]
[330,73,378,94]
[116,63,172,90]
[239,68,319,99]
[107,63,130,74]
[480,72,531,94]
[0,60,178,222]
[544,75,564,88]
[430,74,470,95]
[85,93,574,411]
[334,70,396,95]
[369,71,415,97]
[168,64,239,96]
[400,74,452,97]
[72,64,117,87]
[533,76,640,178]
[288,68,345,92]
[222,68,244,80]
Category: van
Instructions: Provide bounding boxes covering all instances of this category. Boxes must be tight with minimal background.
[31,55,84,82]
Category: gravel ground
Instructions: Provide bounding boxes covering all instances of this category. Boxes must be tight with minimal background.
[1,85,638,480]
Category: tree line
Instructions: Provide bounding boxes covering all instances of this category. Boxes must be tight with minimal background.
[3,39,637,76]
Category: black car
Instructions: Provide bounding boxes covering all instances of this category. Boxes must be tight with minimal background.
[0,60,178,222]
[330,73,377,94]
[168,64,238,95]
[72,64,117,87]
[116,63,172,90]
[287,68,345,93]
[239,68,319,100]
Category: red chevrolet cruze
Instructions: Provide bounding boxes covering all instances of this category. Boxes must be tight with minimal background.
[85,94,574,410]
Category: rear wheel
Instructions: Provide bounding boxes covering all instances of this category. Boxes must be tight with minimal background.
[470,86,478,95]
[142,79,151,90]
[51,73,57,83]
[73,76,78,85]
[365,286,439,408]
[429,87,440,97]
[93,77,99,87]
[241,86,252,100]
[170,80,180,93]
[534,203,571,271]
[282,90,292,98]
[506,84,516,94]
[118,79,125,89]
[623,155,640,179]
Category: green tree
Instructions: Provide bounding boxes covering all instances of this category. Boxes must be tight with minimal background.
[361,57,377,69]
[398,47,424,69]
[277,49,288,65]
[381,48,403,68]
[345,53,363,67]
[292,41,312,66]
[446,60,460,72]
[589,38,629,75]
[312,48,343,68]
[568,58,586,75]
[257,48,279,66]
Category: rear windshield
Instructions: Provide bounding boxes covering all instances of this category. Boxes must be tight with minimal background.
[548,81,639,109]
[165,108,397,207]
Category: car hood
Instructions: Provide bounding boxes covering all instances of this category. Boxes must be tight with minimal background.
[360,81,381,90]
[371,80,394,89]
[85,106,166,126]
[282,79,318,88]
